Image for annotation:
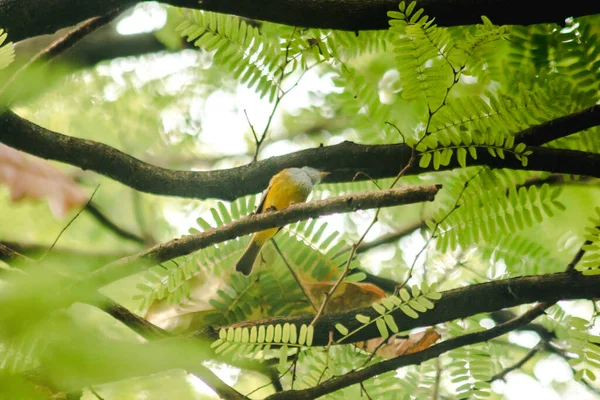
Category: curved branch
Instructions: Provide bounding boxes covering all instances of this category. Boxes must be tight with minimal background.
[516,104,600,146]
[207,272,600,347]
[2,110,600,201]
[3,0,600,43]
[91,185,441,284]
[265,303,550,400]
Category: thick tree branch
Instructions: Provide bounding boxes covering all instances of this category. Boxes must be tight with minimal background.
[14,24,174,66]
[206,272,600,347]
[98,296,286,394]
[2,0,600,44]
[0,241,128,261]
[515,104,600,146]
[91,185,441,283]
[265,303,550,400]
[2,110,600,201]
[0,11,120,104]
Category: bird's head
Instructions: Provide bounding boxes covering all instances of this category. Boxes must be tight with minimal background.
[301,166,329,185]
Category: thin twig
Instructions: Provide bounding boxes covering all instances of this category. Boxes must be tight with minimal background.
[272,239,317,311]
[252,27,297,160]
[489,343,542,382]
[360,382,374,400]
[85,202,145,244]
[40,185,100,261]
[432,357,441,400]
[566,232,596,272]
[89,387,105,400]
[310,122,418,325]
[245,361,294,397]
[291,349,300,389]
[396,168,485,293]
[243,109,259,144]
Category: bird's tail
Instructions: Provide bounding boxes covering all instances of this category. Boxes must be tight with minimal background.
[235,239,262,275]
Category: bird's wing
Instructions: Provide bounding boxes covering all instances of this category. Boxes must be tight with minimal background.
[255,181,273,214]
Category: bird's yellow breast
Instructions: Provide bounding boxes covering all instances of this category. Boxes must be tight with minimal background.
[261,170,312,212]
[251,170,312,246]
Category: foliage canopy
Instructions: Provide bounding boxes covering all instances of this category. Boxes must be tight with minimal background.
[0,1,599,399]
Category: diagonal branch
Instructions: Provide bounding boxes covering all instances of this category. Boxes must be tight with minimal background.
[91,185,441,284]
[489,343,542,382]
[355,220,425,254]
[85,202,146,244]
[515,104,600,146]
[265,303,550,400]
[3,0,600,43]
[205,272,600,347]
[1,110,599,201]
[0,10,120,102]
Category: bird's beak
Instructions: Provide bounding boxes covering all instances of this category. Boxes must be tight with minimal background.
[320,171,330,179]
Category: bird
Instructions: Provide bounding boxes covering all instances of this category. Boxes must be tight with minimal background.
[235,166,328,275]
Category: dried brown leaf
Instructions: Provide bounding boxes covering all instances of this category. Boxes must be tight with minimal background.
[0,143,87,217]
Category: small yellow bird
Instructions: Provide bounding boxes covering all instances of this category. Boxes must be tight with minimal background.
[235,167,328,275]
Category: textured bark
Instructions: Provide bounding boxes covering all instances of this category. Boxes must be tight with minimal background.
[209,272,600,347]
[2,0,599,44]
[92,185,441,284]
[1,110,599,201]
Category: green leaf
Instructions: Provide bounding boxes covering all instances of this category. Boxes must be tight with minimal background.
[419,152,432,168]
[279,345,289,367]
[299,325,307,345]
[307,325,314,346]
[376,318,390,338]
[381,297,395,310]
[266,325,274,342]
[468,146,477,160]
[433,150,441,170]
[335,323,349,335]
[373,302,387,314]
[399,288,411,302]
[356,314,371,324]
[400,304,419,318]
[345,272,367,282]
[282,324,290,343]
[457,147,467,167]
[274,324,282,343]
[384,314,399,333]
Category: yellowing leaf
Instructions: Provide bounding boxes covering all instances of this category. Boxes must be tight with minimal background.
[354,328,440,359]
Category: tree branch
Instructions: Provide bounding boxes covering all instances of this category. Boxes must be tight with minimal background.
[0,11,120,102]
[2,110,599,201]
[205,272,600,347]
[3,0,600,43]
[265,303,550,400]
[515,104,600,146]
[355,220,425,254]
[91,185,441,284]
[489,343,542,382]
[85,202,146,244]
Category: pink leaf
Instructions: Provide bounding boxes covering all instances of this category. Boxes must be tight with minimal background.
[0,143,87,217]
